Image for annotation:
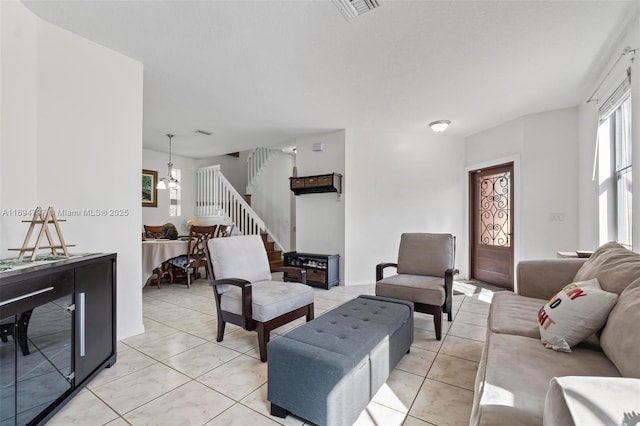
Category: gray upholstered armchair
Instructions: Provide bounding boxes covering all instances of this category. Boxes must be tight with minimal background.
[206,235,314,362]
[375,233,458,340]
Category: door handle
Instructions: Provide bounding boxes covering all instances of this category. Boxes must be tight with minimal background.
[78,292,86,357]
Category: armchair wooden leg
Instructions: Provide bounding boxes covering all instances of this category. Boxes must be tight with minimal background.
[257,322,269,362]
[447,311,452,321]
[216,321,226,342]
[306,303,314,322]
[434,308,443,341]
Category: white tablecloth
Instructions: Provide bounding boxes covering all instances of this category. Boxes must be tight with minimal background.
[141,240,189,287]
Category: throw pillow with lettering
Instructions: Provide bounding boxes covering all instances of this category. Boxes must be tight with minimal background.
[538,278,618,352]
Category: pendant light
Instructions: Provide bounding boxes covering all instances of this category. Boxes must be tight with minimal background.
[157,134,180,190]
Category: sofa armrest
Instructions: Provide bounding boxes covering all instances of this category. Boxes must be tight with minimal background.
[544,376,640,426]
[516,259,587,300]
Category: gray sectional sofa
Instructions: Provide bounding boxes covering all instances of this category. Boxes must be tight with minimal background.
[470,242,640,425]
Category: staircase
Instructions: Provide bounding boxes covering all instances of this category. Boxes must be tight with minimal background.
[246,147,279,194]
[262,232,284,269]
[196,165,286,269]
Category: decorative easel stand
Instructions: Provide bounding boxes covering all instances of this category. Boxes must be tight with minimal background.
[9,206,75,261]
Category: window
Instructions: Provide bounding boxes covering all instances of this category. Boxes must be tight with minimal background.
[598,82,632,248]
[169,169,181,217]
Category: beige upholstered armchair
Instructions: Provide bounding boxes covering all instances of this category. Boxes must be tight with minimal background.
[206,235,314,362]
[375,233,458,340]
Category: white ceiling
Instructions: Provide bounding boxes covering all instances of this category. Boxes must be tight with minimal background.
[23,0,639,158]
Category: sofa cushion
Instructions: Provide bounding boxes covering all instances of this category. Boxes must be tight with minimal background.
[396,233,454,277]
[376,274,445,305]
[538,279,618,352]
[488,291,602,350]
[220,281,313,322]
[208,235,272,294]
[488,291,545,339]
[600,277,640,378]
[471,333,620,426]
[544,376,640,426]
[573,241,640,295]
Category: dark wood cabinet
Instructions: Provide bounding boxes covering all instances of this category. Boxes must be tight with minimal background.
[0,253,117,425]
[283,252,340,289]
[74,259,116,384]
[289,173,342,195]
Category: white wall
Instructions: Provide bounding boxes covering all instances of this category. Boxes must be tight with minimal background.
[1,1,144,340]
[344,130,466,285]
[1,0,38,250]
[578,16,640,251]
[465,108,579,263]
[294,131,346,283]
[197,151,249,195]
[142,149,198,236]
[249,151,294,252]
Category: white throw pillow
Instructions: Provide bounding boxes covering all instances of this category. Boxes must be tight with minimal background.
[538,279,618,352]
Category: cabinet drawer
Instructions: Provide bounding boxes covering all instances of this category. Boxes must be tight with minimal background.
[291,178,305,189]
[304,177,319,187]
[307,269,326,283]
[1,270,74,317]
[318,175,333,186]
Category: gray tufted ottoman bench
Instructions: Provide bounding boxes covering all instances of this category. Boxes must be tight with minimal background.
[267,295,413,426]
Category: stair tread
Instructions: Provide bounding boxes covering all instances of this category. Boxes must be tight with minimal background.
[269,259,284,271]
[267,250,282,261]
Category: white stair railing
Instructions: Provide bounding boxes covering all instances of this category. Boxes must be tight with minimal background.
[246,147,279,193]
[197,165,284,252]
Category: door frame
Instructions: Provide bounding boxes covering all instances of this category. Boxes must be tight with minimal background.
[465,155,522,290]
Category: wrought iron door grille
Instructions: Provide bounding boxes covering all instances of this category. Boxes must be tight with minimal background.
[478,171,511,247]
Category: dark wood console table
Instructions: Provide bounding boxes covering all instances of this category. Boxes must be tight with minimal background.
[0,253,117,425]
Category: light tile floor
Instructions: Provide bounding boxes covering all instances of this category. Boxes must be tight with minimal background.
[47,279,499,426]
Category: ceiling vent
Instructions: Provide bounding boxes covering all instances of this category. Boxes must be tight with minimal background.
[333,0,381,20]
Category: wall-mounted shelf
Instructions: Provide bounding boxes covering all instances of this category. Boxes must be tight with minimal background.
[289,173,342,195]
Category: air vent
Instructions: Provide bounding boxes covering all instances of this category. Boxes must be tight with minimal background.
[333,0,381,20]
[195,130,212,136]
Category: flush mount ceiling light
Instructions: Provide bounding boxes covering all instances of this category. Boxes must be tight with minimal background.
[429,120,451,133]
[157,134,180,190]
[333,0,381,20]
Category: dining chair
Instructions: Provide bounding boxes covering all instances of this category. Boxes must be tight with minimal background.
[375,233,459,340]
[143,225,164,239]
[168,225,217,288]
[206,235,314,362]
[143,224,170,287]
[0,310,33,356]
[215,224,234,238]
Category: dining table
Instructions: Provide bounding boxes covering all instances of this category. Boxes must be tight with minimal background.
[141,239,190,287]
